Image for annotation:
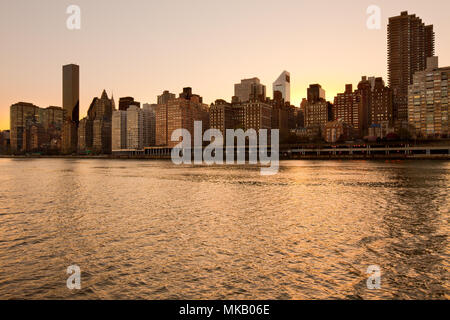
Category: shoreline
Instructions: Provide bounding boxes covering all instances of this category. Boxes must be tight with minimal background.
[1,155,449,161]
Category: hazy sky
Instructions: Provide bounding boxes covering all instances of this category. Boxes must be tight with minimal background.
[1,0,449,130]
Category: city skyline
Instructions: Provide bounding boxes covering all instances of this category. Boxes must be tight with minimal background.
[1,0,450,131]
[0,1,449,303]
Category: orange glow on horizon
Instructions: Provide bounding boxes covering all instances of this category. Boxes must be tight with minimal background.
[1,0,449,131]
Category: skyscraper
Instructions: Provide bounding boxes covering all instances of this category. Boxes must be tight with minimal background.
[78,118,93,153]
[10,102,40,152]
[142,104,157,147]
[112,110,127,151]
[62,64,80,154]
[273,71,291,103]
[62,64,80,124]
[92,90,115,154]
[77,90,115,154]
[388,11,435,122]
[234,78,266,103]
[126,105,144,150]
[304,84,332,136]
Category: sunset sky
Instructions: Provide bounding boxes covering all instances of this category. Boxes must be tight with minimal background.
[1,0,449,130]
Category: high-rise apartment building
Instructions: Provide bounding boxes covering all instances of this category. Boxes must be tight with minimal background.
[304,84,332,133]
[273,71,291,103]
[361,77,394,127]
[78,118,93,153]
[333,78,393,138]
[210,98,273,141]
[157,91,176,105]
[209,100,236,136]
[155,88,209,148]
[388,11,435,122]
[112,104,154,151]
[234,78,266,103]
[269,91,294,139]
[143,104,157,147]
[126,106,144,150]
[304,100,333,130]
[408,57,449,138]
[242,101,272,132]
[155,104,168,147]
[112,110,127,151]
[333,84,365,136]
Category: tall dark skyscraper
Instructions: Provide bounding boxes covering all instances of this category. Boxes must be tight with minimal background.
[63,64,80,124]
[388,11,435,122]
[119,97,140,111]
[62,64,80,154]
[307,84,326,103]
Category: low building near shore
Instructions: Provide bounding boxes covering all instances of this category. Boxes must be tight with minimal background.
[322,119,354,143]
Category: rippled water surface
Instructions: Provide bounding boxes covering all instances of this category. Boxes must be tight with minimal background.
[0,159,448,299]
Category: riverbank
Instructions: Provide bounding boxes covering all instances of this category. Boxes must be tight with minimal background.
[1,154,449,160]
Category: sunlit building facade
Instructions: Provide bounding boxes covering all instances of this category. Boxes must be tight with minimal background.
[273,71,291,103]
[155,88,210,148]
[408,57,449,138]
[126,105,144,150]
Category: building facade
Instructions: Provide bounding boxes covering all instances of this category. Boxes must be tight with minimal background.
[364,77,394,128]
[323,119,353,143]
[333,84,363,136]
[112,110,127,151]
[303,84,333,137]
[209,100,236,136]
[78,117,93,153]
[143,104,157,147]
[242,101,272,132]
[126,105,144,150]
[269,92,295,140]
[10,102,64,153]
[304,100,333,131]
[155,88,210,148]
[408,57,449,138]
[77,90,115,154]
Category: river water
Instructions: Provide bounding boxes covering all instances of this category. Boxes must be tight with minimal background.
[0,158,448,299]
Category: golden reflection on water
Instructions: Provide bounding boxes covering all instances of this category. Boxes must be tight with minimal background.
[0,159,448,299]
